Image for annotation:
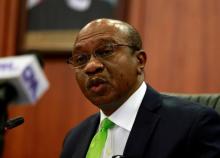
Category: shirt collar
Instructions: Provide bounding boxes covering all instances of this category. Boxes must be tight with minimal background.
[100,82,147,131]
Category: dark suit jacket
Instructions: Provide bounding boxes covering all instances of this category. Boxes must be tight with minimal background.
[60,85,220,158]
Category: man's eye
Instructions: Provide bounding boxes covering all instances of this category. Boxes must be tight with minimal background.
[73,54,88,65]
[95,48,113,58]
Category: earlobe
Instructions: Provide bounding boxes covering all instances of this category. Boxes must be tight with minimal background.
[136,50,147,74]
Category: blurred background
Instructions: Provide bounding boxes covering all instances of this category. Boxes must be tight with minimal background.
[0,0,220,157]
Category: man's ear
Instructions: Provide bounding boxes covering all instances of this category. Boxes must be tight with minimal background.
[136,50,147,74]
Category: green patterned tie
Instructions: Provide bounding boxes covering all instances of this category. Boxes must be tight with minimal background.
[86,118,115,158]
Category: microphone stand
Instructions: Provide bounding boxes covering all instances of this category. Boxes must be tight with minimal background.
[0,83,17,157]
[0,98,7,157]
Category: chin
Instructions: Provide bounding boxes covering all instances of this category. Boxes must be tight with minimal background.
[88,94,115,106]
[90,97,111,106]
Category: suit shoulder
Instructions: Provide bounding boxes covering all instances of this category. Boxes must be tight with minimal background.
[60,113,99,157]
[158,94,219,121]
[62,113,99,147]
[161,94,212,112]
[65,113,99,139]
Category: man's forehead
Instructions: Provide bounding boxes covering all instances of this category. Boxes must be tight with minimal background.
[75,19,129,43]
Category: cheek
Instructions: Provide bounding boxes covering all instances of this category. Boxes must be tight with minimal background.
[109,64,137,93]
[75,72,87,91]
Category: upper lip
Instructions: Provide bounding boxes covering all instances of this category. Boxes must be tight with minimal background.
[87,77,107,89]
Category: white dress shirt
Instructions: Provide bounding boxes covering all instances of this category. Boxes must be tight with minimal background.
[99,82,147,158]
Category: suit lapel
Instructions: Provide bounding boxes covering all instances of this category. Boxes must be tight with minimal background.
[123,85,162,158]
[72,113,100,158]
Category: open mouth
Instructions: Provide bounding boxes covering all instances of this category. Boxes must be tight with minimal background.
[87,77,107,93]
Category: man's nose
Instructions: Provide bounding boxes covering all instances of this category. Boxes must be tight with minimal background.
[84,57,104,76]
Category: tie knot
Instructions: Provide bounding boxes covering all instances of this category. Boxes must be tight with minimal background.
[101,118,114,130]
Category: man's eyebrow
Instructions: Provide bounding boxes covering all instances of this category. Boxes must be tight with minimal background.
[74,38,117,48]
[90,37,116,43]
[72,45,87,54]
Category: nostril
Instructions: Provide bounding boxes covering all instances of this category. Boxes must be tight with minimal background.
[96,67,104,73]
[86,66,104,76]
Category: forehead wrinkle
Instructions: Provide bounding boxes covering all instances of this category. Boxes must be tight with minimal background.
[76,31,113,43]
[75,33,125,50]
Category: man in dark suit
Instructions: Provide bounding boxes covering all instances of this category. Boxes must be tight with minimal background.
[61,18,220,158]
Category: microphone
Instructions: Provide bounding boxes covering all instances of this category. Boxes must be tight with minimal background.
[0,54,49,104]
[0,116,24,132]
[4,116,24,131]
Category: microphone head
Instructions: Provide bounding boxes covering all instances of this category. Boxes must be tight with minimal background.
[0,54,49,104]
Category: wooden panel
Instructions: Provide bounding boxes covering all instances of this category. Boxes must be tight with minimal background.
[2,0,220,158]
[0,0,8,55]
[128,0,220,93]
[0,0,20,57]
[2,58,98,158]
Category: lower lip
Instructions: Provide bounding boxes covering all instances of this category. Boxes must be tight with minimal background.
[90,83,107,93]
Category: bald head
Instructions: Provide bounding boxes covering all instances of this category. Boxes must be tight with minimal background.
[75,18,142,50]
